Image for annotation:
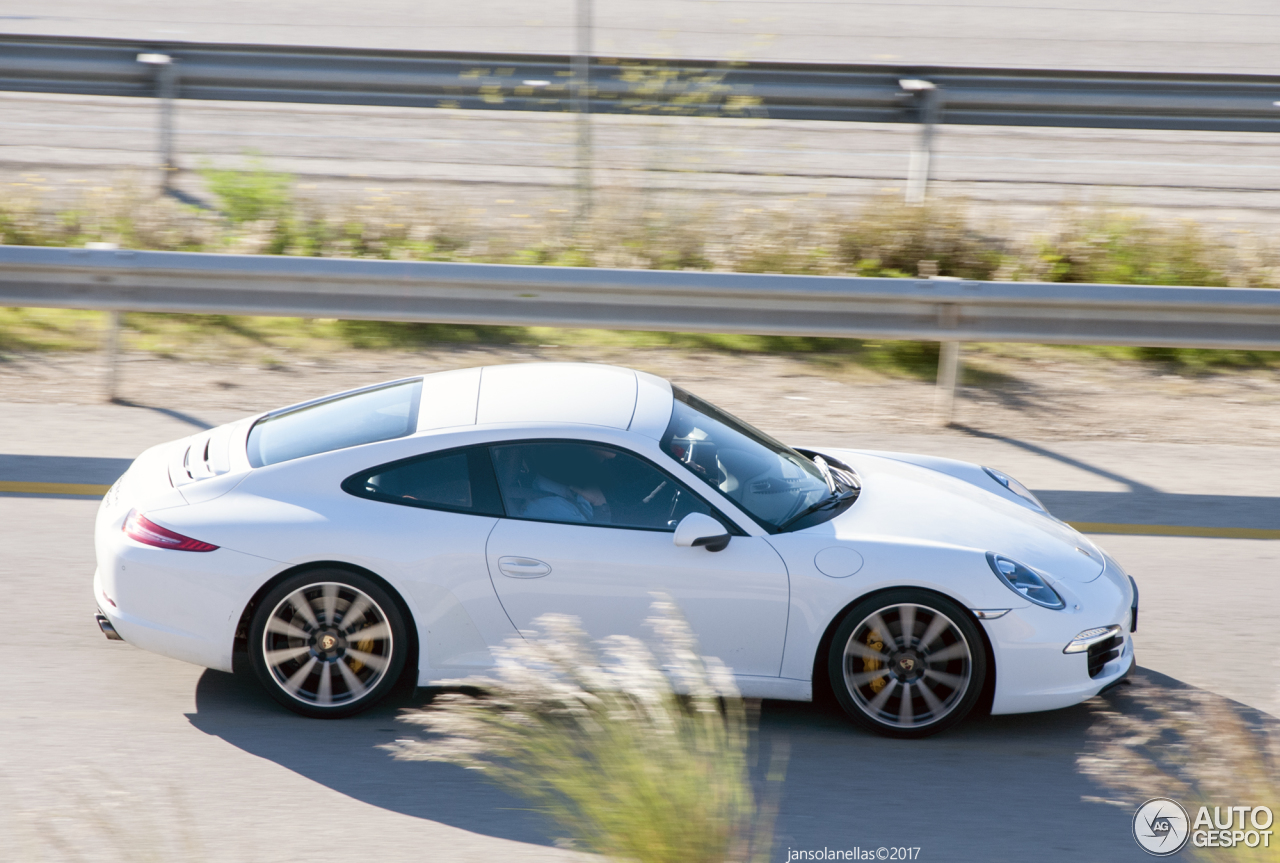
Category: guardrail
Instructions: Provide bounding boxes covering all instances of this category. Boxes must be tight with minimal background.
[5,33,1280,132]
[3,245,1278,348]
[2,244,1278,416]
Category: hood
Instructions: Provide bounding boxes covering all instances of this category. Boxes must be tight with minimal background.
[811,448,1104,583]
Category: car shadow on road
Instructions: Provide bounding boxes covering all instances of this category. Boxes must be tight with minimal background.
[761,694,1138,861]
[184,664,1220,860]
[185,666,557,845]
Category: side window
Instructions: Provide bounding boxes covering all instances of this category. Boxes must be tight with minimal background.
[489,440,715,531]
[342,445,504,516]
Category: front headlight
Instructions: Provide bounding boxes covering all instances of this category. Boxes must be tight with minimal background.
[982,466,1047,512]
[986,552,1065,609]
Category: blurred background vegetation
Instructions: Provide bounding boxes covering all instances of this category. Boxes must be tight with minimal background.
[1,158,1277,375]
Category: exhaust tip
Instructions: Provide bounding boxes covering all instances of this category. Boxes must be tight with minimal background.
[95,612,124,642]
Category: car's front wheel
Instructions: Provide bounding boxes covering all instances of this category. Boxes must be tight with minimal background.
[249,569,408,718]
[828,589,987,738]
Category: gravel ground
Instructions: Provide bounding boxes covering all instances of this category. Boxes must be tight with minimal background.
[1,345,1278,447]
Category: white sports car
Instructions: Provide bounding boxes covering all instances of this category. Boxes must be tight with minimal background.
[93,363,1138,737]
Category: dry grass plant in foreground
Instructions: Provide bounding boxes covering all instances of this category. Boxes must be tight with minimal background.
[1078,677,1280,861]
[386,598,783,863]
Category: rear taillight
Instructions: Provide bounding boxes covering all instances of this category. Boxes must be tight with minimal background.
[123,509,218,552]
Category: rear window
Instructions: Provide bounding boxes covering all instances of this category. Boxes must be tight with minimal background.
[247,379,423,468]
[341,445,504,516]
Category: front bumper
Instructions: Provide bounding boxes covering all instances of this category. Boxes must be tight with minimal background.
[985,563,1136,715]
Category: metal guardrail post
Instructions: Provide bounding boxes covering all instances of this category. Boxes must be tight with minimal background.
[103,309,121,403]
[933,299,961,426]
[137,53,177,191]
[84,242,125,403]
[901,79,939,205]
[573,0,594,224]
[934,340,962,427]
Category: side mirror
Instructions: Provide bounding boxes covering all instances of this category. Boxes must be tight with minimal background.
[673,512,731,552]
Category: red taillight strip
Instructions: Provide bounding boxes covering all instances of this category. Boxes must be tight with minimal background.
[123,509,219,552]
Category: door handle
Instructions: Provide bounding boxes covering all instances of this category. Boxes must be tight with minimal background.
[498,556,552,578]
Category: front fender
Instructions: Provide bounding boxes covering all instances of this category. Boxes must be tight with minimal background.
[765,533,1028,681]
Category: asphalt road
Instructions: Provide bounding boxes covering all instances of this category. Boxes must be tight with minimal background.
[5,1,1280,226]
[3,0,1280,72]
[1,399,1276,861]
[7,93,1280,225]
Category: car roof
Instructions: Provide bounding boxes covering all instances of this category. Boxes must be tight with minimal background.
[417,363,674,439]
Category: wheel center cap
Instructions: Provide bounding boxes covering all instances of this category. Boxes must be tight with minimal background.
[311,626,347,659]
[891,649,924,681]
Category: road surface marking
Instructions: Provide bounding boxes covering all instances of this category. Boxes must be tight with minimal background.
[1068,522,1280,540]
[1,482,1277,539]
[0,481,113,496]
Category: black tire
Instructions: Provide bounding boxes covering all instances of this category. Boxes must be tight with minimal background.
[249,568,409,719]
[827,589,987,739]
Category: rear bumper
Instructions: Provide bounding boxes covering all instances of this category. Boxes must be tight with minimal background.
[93,530,281,673]
[93,565,234,670]
[93,446,283,672]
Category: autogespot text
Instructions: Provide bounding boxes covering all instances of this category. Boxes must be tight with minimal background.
[1191,806,1274,849]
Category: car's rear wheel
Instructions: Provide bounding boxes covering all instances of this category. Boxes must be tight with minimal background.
[249,569,408,718]
[828,589,986,738]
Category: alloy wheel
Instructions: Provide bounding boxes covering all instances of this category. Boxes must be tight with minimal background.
[261,581,395,708]
[841,602,973,731]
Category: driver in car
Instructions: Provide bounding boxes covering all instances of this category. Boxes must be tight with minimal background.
[524,445,615,524]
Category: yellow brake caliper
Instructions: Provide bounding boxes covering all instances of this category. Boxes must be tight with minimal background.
[348,638,375,674]
[865,629,886,693]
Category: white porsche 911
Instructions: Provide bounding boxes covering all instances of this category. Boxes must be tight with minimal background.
[93,362,1138,737]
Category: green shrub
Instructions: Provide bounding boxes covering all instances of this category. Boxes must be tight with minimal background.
[1036,211,1229,287]
[198,157,293,225]
[837,196,1008,280]
[2,181,1278,371]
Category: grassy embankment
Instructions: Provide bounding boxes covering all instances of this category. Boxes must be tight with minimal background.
[2,160,1277,377]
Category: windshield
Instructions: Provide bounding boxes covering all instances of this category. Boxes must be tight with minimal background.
[660,387,831,529]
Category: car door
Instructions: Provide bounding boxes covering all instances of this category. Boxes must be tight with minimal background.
[341,443,517,673]
[484,439,791,678]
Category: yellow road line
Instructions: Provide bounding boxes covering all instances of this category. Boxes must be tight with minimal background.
[0,482,1276,540]
[1069,522,1280,540]
[0,481,112,496]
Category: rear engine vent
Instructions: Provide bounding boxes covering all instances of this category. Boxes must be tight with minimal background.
[170,425,234,487]
[1087,635,1122,678]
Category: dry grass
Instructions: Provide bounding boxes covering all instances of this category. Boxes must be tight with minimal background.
[385,598,784,863]
[2,163,1279,372]
[1078,678,1280,862]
